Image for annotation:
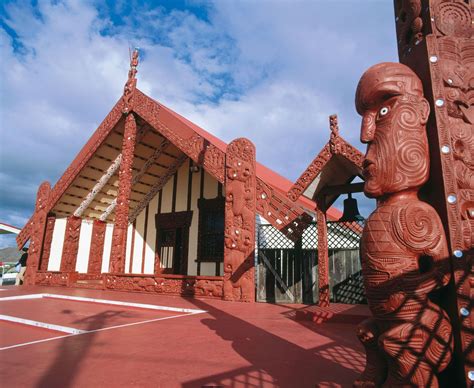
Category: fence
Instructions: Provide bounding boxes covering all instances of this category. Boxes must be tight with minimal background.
[256,220,366,304]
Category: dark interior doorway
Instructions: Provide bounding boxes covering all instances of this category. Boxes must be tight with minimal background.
[155,211,193,275]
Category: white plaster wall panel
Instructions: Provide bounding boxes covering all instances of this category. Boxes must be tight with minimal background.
[76,220,93,273]
[187,169,201,275]
[200,262,215,276]
[101,223,113,273]
[203,171,218,199]
[48,218,67,271]
[175,162,189,212]
[132,212,145,273]
[144,193,158,274]
[124,224,133,274]
[161,175,173,213]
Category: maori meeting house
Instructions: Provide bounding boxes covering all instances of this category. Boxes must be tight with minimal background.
[13,1,473,386]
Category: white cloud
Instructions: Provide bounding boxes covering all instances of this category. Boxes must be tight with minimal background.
[0,0,396,246]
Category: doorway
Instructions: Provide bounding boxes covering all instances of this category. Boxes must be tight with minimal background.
[155,211,193,275]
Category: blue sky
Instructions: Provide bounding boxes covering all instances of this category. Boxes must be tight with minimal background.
[0,0,398,247]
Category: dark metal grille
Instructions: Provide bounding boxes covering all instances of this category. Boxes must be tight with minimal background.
[327,220,364,249]
[258,224,295,249]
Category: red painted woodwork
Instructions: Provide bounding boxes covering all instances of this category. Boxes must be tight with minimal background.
[316,207,329,307]
[287,124,364,203]
[35,271,78,287]
[110,113,137,273]
[354,62,453,387]
[223,138,256,302]
[103,273,223,298]
[60,216,82,272]
[88,220,106,274]
[24,182,51,285]
[133,90,311,238]
[394,1,473,384]
[39,216,55,271]
[122,48,139,114]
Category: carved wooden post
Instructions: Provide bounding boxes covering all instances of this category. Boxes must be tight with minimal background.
[223,138,256,302]
[24,182,51,285]
[394,2,473,384]
[109,113,137,273]
[88,220,106,274]
[60,216,82,272]
[316,206,329,307]
[39,216,55,271]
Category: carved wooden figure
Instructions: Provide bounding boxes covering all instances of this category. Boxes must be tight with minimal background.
[354,62,453,387]
[39,216,55,271]
[60,216,82,272]
[88,220,106,274]
[24,182,51,285]
[224,138,256,302]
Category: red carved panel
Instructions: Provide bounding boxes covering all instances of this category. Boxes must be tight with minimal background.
[35,271,78,287]
[223,138,256,302]
[354,62,453,387]
[60,216,82,272]
[24,182,51,285]
[88,220,106,274]
[110,113,137,273]
[39,216,55,271]
[103,274,223,298]
[394,1,473,384]
[316,208,329,307]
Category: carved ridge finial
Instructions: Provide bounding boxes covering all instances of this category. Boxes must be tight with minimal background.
[122,47,140,114]
[329,114,341,154]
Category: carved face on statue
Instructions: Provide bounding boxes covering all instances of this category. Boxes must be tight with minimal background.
[355,63,431,198]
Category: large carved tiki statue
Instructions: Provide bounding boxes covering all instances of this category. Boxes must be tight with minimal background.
[354,62,453,387]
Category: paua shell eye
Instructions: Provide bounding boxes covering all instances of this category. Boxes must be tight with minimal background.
[379,106,389,116]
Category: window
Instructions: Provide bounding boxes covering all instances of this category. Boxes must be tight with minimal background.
[197,197,225,262]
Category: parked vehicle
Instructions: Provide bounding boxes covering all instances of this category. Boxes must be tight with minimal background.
[0,266,18,286]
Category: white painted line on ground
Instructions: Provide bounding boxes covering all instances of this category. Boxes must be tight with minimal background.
[0,293,206,314]
[0,294,43,301]
[41,293,206,314]
[0,310,205,351]
[0,314,87,335]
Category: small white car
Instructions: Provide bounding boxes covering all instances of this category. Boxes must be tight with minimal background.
[0,266,19,286]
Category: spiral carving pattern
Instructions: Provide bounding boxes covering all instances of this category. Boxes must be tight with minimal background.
[435,2,471,37]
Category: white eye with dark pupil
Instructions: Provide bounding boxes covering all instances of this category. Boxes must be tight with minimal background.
[379,107,389,116]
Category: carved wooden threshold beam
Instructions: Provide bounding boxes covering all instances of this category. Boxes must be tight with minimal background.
[99,138,171,222]
[129,154,188,223]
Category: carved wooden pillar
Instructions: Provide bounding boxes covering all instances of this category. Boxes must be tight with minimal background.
[39,215,55,271]
[109,113,137,273]
[60,216,82,272]
[394,2,473,384]
[24,182,51,285]
[88,220,106,274]
[223,138,256,302]
[316,207,329,307]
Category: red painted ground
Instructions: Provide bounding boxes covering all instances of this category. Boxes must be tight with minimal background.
[0,286,369,388]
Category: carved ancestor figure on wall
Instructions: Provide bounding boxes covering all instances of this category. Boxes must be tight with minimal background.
[223,138,256,302]
[354,62,453,387]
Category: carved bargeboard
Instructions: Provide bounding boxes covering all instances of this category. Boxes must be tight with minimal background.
[24,182,51,285]
[223,138,256,302]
